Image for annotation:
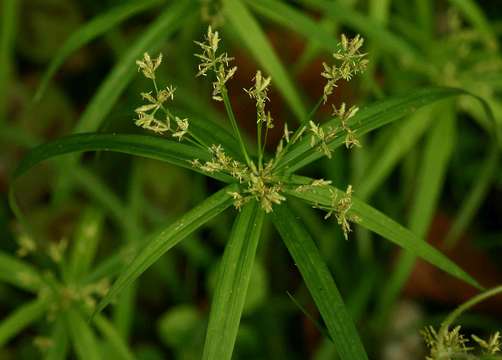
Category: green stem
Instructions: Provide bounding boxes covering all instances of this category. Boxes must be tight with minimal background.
[257,119,263,169]
[441,285,502,331]
[221,88,253,167]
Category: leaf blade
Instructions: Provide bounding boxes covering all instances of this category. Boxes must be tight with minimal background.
[94,184,237,317]
[222,0,306,121]
[272,204,368,360]
[284,176,481,290]
[202,201,264,360]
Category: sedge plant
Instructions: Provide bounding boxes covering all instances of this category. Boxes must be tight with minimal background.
[10,25,495,359]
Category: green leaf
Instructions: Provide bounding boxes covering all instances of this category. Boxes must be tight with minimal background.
[66,308,101,360]
[0,297,49,346]
[202,201,264,360]
[357,106,435,199]
[246,0,338,51]
[271,204,368,360]
[375,105,456,324]
[222,0,306,121]
[0,251,42,292]
[45,318,69,360]
[74,0,193,134]
[94,314,136,360]
[13,133,231,183]
[34,0,164,102]
[299,0,421,64]
[277,87,489,174]
[67,208,104,282]
[94,184,237,317]
[284,176,481,290]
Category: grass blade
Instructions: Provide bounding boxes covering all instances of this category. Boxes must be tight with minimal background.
[12,133,231,183]
[272,204,368,360]
[222,0,306,121]
[375,105,456,325]
[246,0,338,50]
[299,0,421,64]
[277,87,493,174]
[357,105,435,199]
[34,0,164,102]
[0,251,42,292]
[45,318,69,360]
[0,297,49,346]
[66,308,101,360]
[94,314,135,360]
[67,208,104,282]
[94,184,237,317]
[202,201,264,360]
[74,0,193,133]
[284,176,481,290]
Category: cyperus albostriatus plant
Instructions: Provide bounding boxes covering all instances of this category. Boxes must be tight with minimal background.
[12,25,489,360]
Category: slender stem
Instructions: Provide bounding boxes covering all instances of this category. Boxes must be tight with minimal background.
[257,120,263,169]
[221,88,253,167]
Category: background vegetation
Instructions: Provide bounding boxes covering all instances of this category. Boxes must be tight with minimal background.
[0,0,501,359]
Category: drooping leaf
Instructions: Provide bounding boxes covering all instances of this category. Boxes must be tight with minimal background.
[94,184,238,317]
[375,105,456,324]
[34,0,165,102]
[272,204,368,360]
[222,0,306,122]
[284,175,481,290]
[12,133,231,183]
[276,87,493,174]
[202,201,264,360]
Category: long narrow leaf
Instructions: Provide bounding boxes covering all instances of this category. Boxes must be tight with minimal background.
[66,308,101,360]
[222,0,306,121]
[94,314,135,360]
[277,87,493,174]
[246,0,338,50]
[12,133,231,183]
[94,184,238,317]
[376,106,456,324]
[0,297,49,346]
[358,106,435,199]
[0,0,18,123]
[272,204,368,360]
[34,0,164,102]
[202,201,264,360]
[45,318,69,360]
[284,176,481,289]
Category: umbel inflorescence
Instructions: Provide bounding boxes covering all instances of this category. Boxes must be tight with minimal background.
[133,26,368,239]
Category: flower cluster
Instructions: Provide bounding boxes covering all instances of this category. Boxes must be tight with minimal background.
[191,145,285,213]
[245,70,273,128]
[134,53,190,141]
[321,34,368,103]
[194,26,237,101]
[332,102,361,148]
[308,121,337,159]
[422,326,501,359]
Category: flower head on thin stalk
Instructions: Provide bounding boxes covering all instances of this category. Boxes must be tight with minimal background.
[245,70,273,127]
[136,52,162,80]
[194,26,237,101]
[321,34,368,103]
